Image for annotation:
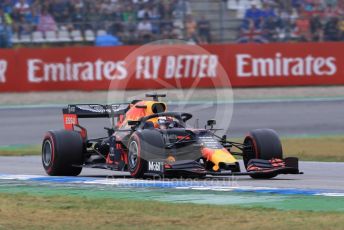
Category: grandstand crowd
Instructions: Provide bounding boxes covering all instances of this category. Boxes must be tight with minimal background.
[0,0,197,47]
[237,0,344,43]
[0,0,344,48]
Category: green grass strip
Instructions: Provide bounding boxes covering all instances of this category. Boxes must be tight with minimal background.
[0,184,344,230]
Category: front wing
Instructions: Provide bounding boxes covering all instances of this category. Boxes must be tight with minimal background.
[161,157,301,177]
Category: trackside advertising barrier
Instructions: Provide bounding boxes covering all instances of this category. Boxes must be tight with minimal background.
[0,42,343,92]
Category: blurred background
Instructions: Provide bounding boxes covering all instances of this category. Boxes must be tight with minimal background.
[1,0,344,161]
[1,0,343,47]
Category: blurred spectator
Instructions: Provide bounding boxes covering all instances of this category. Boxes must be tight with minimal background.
[16,14,31,35]
[324,4,343,18]
[261,3,275,18]
[185,15,197,37]
[122,5,136,22]
[86,7,103,30]
[324,17,340,40]
[291,0,303,9]
[172,0,191,19]
[73,0,84,11]
[37,8,57,32]
[1,0,14,15]
[137,17,153,33]
[137,16,153,43]
[162,1,174,20]
[277,19,298,41]
[71,6,85,30]
[137,5,152,19]
[337,0,344,9]
[295,17,310,41]
[0,9,12,48]
[49,0,72,24]
[25,7,39,30]
[198,15,211,43]
[262,16,278,41]
[237,19,267,43]
[338,17,344,39]
[60,9,75,30]
[0,6,12,25]
[289,8,299,22]
[244,4,262,26]
[310,15,323,41]
[14,0,30,16]
[325,0,338,6]
[154,1,166,20]
[108,18,124,37]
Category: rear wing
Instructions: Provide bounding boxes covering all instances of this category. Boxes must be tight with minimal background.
[63,104,130,118]
[62,104,130,132]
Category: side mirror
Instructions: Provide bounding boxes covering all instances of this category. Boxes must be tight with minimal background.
[207,119,216,129]
[128,120,140,126]
[104,127,115,136]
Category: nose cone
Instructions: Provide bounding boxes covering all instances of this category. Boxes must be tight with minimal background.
[202,148,237,171]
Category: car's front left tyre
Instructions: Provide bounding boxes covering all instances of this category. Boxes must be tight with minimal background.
[127,133,148,178]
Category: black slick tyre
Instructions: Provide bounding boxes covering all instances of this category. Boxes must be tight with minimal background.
[42,130,83,176]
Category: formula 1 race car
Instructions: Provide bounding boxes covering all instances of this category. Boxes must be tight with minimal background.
[42,94,301,179]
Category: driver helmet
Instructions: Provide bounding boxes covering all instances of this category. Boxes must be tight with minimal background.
[157,116,173,129]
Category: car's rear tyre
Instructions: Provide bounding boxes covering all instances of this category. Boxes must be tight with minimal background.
[42,130,83,176]
[243,129,283,179]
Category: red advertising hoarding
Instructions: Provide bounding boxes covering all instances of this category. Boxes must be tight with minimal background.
[0,42,343,92]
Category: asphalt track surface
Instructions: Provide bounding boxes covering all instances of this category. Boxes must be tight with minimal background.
[1,99,344,146]
[0,156,343,191]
